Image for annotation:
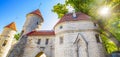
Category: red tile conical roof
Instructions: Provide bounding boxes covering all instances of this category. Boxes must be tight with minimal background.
[5,22,17,31]
[54,12,91,27]
[28,9,44,22]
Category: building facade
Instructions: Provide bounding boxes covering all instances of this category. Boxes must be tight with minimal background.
[8,9,106,57]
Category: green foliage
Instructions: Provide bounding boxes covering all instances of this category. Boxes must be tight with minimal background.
[52,3,68,18]
[65,0,106,18]
[14,33,20,40]
[65,0,120,18]
[107,17,120,41]
[101,34,118,54]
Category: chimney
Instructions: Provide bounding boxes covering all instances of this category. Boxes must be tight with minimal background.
[72,10,76,18]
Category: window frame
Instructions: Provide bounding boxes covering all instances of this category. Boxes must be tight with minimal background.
[59,26,63,29]
[59,36,63,44]
[2,40,7,46]
[94,23,97,27]
[37,39,41,44]
[45,39,49,45]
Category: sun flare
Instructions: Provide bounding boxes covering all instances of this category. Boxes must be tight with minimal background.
[99,6,110,16]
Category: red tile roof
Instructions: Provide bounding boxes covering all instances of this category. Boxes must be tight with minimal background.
[5,22,17,31]
[27,30,55,36]
[28,9,44,22]
[54,12,91,27]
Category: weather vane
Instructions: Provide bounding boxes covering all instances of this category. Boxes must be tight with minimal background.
[38,3,42,9]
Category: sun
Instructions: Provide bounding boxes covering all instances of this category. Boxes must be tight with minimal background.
[98,6,110,16]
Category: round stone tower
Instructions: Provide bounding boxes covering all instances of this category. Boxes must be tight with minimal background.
[54,12,105,57]
[8,9,44,57]
[22,9,44,35]
[0,22,17,57]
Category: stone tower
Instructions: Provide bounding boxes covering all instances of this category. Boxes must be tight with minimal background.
[54,12,105,57]
[22,9,44,35]
[0,22,17,57]
[8,9,44,57]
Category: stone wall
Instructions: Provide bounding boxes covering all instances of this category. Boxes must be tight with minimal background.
[0,28,16,57]
[54,20,97,34]
[54,20,105,57]
[23,36,55,57]
[22,14,42,35]
[8,35,27,57]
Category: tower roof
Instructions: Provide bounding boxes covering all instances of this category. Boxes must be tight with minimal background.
[5,22,17,31]
[54,12,91,27]
[28,9,44,22]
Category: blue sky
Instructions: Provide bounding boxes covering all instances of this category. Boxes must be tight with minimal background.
[0,0,65,33]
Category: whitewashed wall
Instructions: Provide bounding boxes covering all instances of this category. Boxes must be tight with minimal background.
[23,35,55,57]
[0,28,16,57]
[55,20,98,34]
[54,20,105,57]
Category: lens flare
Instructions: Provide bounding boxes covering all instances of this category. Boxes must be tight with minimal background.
[99,6,110,16]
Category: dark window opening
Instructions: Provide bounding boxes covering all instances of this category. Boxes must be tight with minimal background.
[2,40,7,46]
[94,23,97,26]
[45,39,49,45]
[37,22,39,25]
[59,26,63,29]
[95,34,100,43]
[37,39,41,44]
[60,37,63,44]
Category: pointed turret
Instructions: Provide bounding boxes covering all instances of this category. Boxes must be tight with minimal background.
[30,9,42,17]
[0,22,17,57]
[5,22,17,31]
[28,9,44,22]
[22,9,44,35]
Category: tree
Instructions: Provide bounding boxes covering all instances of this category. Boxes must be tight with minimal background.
[52,3,68,18]
[14,33,20,40]
[65,0,120,19]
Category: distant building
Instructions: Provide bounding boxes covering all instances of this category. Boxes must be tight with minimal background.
[1,9,106,57]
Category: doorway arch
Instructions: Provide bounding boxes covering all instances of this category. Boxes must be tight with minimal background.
[35,52,47,57]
